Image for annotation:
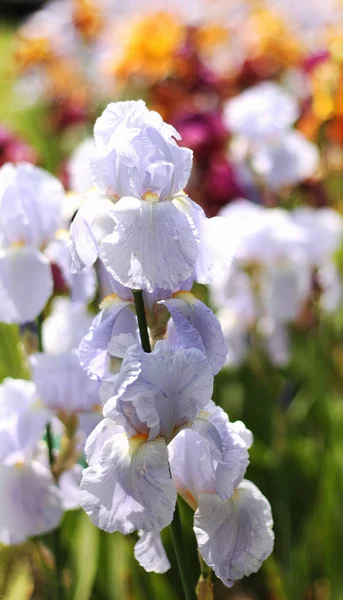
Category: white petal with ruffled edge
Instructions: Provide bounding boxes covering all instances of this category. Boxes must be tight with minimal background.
[194,480,274,588]
[100,198,199,292]
[80,432,176,533]
[134,531,171,573]
[104,342,213,442]
[93,100,180,147]
[0,460,62,545]
[0,247,53,324]
[162,292,228,375]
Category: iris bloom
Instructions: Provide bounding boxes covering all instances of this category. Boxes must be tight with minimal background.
[0,378,62,544]
[70,100,231,292]
[168,403,274,587]
[209,200,313,365]
[130,401,274,587]
[224,82,299,143]
[225,82,319,190]
[78,275,228,380]
[0,162,65,323]
[79,341,228,534]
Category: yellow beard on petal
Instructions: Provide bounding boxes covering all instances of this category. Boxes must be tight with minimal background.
[143,191,159,203]
[172,290,196,304]
[100,293,123,310]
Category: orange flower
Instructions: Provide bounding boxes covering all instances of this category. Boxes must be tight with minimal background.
[114,12,185,82]
[72,0,104,42]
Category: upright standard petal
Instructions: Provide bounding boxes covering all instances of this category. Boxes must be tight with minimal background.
[80,432,176,534]
[0,460,62,545]
[134,532,171,574]
[93,100,180,147]
[104,342,213,442]
[169,403,250,503]
[194,480,274,588]
[162,292,228,375]
[0,247,53,324]
[100,198,199,292]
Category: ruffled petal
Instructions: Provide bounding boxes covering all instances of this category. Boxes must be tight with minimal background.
[0,460,62,545]
[169,404,251,503]
[0,247,53,324]
[104,342,213,442]
[194,480,274,587]
[134,531,171,574]
[100,198,199,292]
[80,432,176,533]
[162,292,228,375]
[79,301,136,380]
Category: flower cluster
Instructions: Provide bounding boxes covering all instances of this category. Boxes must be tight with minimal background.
[68,100,274,585]
[0,100,273,592]
[210,199,343,366]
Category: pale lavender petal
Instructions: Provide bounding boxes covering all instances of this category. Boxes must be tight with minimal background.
[70,194,114,271]
[162,292,228,374]
[79,301,136,380]
[31,352,101,413]
[42,297,93,355]
[104,342,213,442]
[100,198,199,292]
[0,162,63,248]
[80,433,176,533]
[134,531,171,574]
[59,464,83,510]
[0,378,51,460]
[194,480,274,587]
[0,247,53,323]
[0,460,62,545]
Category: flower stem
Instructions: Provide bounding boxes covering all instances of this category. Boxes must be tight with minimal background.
[37,314,64,600]
[132,290,152,353]
[131,289,196,600]
[171,501,197,600]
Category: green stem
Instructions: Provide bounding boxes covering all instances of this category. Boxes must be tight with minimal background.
[132,290,152,353]
[131,289,196,600]
[37,314,64,600]
[170,502,197,600]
